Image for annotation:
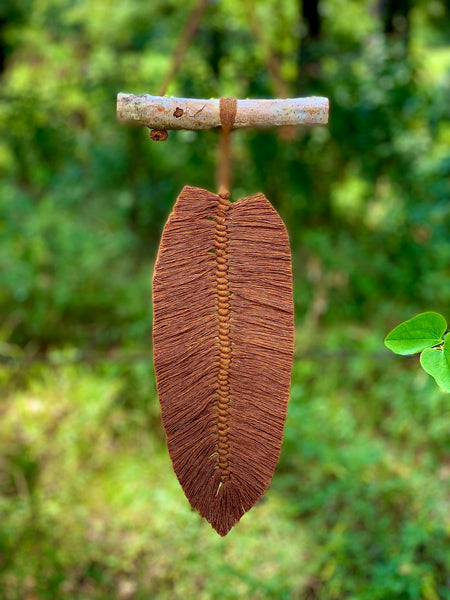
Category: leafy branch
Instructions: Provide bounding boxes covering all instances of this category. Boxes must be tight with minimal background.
[384,312,450,392]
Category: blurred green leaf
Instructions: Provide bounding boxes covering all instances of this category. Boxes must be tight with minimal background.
[420,334,450,392]
[384,312,447,355]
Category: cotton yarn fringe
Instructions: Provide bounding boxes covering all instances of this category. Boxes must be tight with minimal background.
[152,186,294,536]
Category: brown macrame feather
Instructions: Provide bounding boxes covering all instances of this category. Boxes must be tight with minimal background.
[152,185,294,536]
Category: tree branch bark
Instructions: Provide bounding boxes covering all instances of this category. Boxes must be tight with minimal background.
[117,94,329,130]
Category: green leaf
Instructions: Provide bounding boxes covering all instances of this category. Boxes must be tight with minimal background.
[420,335,450,392]
[384,312,447,355]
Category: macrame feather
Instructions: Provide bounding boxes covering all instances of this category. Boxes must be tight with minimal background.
[152,185,294,536]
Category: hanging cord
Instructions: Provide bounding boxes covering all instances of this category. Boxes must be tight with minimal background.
[149,0,210,141]
[216,97,237,197]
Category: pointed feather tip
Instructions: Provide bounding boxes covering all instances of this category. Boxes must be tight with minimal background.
[209,507,244,536]
[206,490,268,536]
[199,477,269,536]
[212,519,234,537]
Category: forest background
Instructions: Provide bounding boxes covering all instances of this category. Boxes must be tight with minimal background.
[0,0,449,598]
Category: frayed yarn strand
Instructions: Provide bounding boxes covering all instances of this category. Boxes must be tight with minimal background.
[152,186,294,536]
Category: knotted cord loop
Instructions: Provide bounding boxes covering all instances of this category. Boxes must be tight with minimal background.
[219,97,237,129]
[217,97,237,197]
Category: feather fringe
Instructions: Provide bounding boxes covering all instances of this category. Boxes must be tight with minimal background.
[153,186,294,535]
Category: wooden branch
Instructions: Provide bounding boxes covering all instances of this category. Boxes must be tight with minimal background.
[117,94,329,130]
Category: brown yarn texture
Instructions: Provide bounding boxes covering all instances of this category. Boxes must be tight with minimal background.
[152,185,294,536]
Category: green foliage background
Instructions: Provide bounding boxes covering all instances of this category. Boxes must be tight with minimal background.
[0,0,449,598]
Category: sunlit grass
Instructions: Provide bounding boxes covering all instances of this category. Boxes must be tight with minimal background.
[0,363,312,599]
[1,332,448,599]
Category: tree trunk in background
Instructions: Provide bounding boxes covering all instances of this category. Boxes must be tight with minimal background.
[0,18,6,73]
[295,1,331,225]
[379,0,411,53]
[296,0,322,94]
[302,0,321,38]
[0,3,28,74]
